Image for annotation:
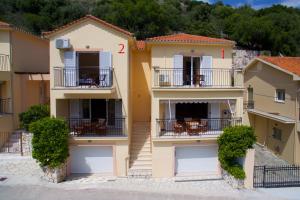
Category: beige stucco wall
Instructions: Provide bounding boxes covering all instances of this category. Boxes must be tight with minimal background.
[244,62,297,119]
[152,140,218,178]
[151,90,244,138]
[151,44,233,69]
[131,50,151,122]
[250,114,296,163]
[244,61,299,164]
[13,74,50,128]
[11,31,49,73]
[49,20,131,134]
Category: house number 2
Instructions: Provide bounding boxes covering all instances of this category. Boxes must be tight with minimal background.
[118,44,125,54]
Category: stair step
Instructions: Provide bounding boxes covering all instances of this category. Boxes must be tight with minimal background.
[129,165,152,170]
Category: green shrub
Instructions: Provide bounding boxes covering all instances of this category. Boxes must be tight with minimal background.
[217,125,256,179]
[29,117,69,168]
[19,104,50,131]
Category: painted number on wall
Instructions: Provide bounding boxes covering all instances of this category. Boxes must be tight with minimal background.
[118,44,125,54]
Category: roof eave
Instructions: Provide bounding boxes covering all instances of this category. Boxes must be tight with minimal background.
[146,40,235,46]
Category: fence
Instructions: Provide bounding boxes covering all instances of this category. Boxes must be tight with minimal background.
[0,132,22,154]
[254,165,300,188]
[153,68,243,88]
[53,67,113,88]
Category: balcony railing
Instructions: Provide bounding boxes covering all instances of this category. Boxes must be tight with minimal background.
[68,118,125,137]
[156,118,242,137]
[54,67,113,88]
[0,54,10,71]
[244,101,254,109]
[153,68,243,88]
[0,98,12,114]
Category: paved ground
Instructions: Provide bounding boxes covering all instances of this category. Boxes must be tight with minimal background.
[254,144,289,166]
[1,174,300,200]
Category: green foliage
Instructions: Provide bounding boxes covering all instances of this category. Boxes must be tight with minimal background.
[19,104,50,131]
[29,117,69,168]
[217,125,256,179]
[1,0,300,55]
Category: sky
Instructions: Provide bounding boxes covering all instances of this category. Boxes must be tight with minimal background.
[199,0,300,9]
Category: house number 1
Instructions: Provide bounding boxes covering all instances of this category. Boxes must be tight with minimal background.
[118,44,125,54]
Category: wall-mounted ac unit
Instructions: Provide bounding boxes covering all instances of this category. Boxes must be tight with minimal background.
[55,38,71,49]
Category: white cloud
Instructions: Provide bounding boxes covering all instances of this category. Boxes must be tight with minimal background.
[281,0,300,7]
[195,0,211,3]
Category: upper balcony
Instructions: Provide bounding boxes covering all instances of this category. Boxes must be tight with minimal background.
[152,67,243,90]
[53,67,114,94]
[0,54,10,72]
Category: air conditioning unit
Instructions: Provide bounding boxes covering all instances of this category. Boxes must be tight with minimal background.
[55,38,71,49]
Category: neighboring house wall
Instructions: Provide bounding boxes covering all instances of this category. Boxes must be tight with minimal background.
[131,50,151,122]
[244,62,297,119]
[244,61,299,164]
[11,31,49,73]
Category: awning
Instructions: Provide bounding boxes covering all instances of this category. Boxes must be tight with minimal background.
[248,109,295,124]
[160,99,236,104]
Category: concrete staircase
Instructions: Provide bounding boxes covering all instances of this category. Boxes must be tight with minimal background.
[128,122,152,178]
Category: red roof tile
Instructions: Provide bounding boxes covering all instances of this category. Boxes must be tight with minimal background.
[136,40,146,50]
[0,20,11,28]
[146,33,235,45]
[43,15,133,37]
[259,56,300,77]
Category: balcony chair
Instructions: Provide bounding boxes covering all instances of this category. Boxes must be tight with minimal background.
[99,74,107,87]
[93,118,107,135]
[199,119,208,132]
[186,120,201,136]
[173,121,185,135]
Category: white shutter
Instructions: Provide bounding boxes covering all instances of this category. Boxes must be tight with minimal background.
[70,99,81,118]
[173,55,183,86]
[100,51,112,86]
[64,51,77,87]
[201,56,213,86]
[209,103,220,130]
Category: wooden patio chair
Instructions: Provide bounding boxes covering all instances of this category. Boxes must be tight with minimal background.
[199,119,208,133]
[173,121,185,135]
[186,120,201,136]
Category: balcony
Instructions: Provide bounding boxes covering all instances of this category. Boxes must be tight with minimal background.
[0,98,12,115]
[68,117,125,137]
[153,68,243,89]
[53,67,113,89]
[244,101,255,110]
[156,118,242,138]
[0,54,10,71]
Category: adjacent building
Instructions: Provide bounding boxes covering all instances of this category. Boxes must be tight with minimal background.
[244,56,300,164]
[0,20,49,143]
[45,15,244,177]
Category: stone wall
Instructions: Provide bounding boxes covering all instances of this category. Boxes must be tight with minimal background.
[41,162,67,183]
[222,149,255,189]
[21,132,33,156]
[233,49,270,69]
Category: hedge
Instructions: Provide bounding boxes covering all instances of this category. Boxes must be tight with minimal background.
[29,117,69,168]
[217,125,256,179]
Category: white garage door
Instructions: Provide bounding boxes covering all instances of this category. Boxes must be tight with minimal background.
[70,146,113,174]
[175,146,218,175]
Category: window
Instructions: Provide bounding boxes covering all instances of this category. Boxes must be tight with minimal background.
[275,89,285,102]
[272,127,282,141]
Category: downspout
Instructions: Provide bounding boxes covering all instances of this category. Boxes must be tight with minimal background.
[9,29,16,131]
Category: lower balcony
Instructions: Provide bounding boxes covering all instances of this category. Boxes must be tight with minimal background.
[68,117,125,137]
[0,98,12,115]
[156,118,242,138]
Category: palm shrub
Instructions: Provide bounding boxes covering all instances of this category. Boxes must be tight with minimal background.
[19,104,50,131]
[217,125,256,179]
[29,117,69,168]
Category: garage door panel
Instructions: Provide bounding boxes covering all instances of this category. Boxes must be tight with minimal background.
[176,146,218,175]
[70,146,113,174]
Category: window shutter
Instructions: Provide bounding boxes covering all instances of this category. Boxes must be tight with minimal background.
[100,51,112,86]
[201,56,213,86]
[64,51,77,86]
[173,55,183,86]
